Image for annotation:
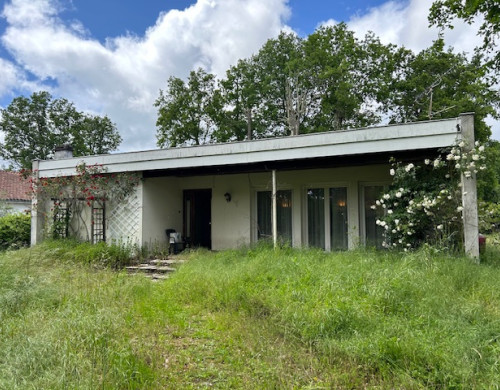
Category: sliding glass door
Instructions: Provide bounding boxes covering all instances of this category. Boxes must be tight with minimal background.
[257,190,292,243]
[307,187,348,250]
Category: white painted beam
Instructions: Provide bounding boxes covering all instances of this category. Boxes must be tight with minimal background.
[37,118,460,178]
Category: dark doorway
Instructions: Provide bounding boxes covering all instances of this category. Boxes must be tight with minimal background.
[183,189,212,249]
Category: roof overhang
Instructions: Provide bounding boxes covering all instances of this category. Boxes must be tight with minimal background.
[37,117,462,178]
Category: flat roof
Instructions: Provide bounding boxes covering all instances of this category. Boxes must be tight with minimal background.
[37,117,462,178]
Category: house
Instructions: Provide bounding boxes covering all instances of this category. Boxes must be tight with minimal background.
[0,170,31,215]
[30,113,479,258]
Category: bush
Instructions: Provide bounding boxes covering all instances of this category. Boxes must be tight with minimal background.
[375,141,487,251]
[0,213,31,251]
[479,201,500,233]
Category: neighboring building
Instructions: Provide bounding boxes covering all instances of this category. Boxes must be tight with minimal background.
[31,114,479,257]
[0,171,31,215]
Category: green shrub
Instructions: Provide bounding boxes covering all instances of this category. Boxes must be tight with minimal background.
[479,201,500,233]
[0,213,31,251]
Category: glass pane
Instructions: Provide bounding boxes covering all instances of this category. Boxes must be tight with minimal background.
[364,186,384,249]
[307,189,325,249]
[257,191,272,239]
[277,190,292,244]
[330,187,348,250]
[257,190,292,243]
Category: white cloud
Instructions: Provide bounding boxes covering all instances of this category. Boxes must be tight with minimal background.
[1,0,289,151]
[1,0,498,148]
[346,0,482,55]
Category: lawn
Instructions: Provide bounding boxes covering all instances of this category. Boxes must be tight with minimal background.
[1,239,500,389]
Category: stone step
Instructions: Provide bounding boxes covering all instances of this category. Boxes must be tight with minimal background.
[149,258,186,265]
[126,264,177,273]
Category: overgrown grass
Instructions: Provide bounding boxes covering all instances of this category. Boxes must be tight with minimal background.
[1,240,500,388]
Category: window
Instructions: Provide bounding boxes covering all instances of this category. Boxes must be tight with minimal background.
[257,190,292,243]
[307,187,348,250]
[53,200,70,239]
[307,189,325,249]
[330,187,348,250]
[91,201,105,243]
[362,185,385,249]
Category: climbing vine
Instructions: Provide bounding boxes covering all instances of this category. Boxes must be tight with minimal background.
[28,163,141,240]
[373,140,486,251]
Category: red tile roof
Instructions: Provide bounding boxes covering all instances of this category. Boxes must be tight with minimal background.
[0,171,31,201]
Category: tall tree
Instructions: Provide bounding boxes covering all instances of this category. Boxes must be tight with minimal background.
[387,39,500,142]
[155,68,218,147]
[74,115,122,156]
[429,0,500,71]
[0,91,122,169]
[304,24,398,132]
[213,58,265,142]
[254,31,314,137]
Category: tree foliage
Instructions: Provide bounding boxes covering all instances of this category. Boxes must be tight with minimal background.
[155,69,218,147]
[155,25,499,152]
[387,39,500,142]
[0,91,122,170]
[429,0,500,71]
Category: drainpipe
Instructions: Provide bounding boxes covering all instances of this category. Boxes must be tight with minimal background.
[272,169,277,249]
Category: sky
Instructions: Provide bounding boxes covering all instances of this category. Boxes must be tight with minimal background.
[0,0,497,157]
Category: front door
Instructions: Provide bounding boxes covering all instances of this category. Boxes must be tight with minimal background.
[183,189,212,249]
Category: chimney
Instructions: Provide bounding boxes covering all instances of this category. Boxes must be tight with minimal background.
[54,144,73,159]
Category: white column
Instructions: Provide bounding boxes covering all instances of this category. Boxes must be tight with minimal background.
[272,169,277,249]
[347,181,360,249]
[460,113,480,261]
[30,160,44,246]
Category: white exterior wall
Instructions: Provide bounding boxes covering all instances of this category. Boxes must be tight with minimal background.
[140,164,390,251]
[4,201,31,215]
[142,176,182,245]
[211,175,251,249]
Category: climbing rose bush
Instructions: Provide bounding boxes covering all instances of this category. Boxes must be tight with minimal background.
[28,163,141,240]
[374,141,486,251]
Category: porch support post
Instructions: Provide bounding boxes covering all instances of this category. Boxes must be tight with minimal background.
[31,160,44,246]
[272,169,277,249]
[460,113,479,261]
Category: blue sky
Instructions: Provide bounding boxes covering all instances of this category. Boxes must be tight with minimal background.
[61,0,389,40]
[0,0,496,152]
